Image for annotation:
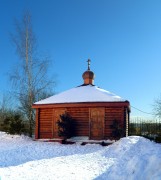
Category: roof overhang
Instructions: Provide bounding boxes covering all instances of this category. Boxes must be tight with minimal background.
[32,101,130,112]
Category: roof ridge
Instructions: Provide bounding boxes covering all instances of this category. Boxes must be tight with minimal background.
[76,84,95,87]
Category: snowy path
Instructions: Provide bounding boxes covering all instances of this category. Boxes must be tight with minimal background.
[0,132,161,180]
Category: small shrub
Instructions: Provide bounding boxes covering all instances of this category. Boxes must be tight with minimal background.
[111,119,125,139]
[57,112,76,139]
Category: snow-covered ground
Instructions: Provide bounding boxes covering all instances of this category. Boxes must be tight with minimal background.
[0,132,161,180]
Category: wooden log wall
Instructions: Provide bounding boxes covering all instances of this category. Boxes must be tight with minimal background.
[37,104,129,139]
[104,107,125,138]
[67,107,89,136]
[39,108,53,138]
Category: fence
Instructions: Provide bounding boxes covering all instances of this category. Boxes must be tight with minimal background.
[129,117,161,142]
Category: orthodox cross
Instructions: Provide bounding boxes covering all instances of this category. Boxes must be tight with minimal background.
[87,59,91,70]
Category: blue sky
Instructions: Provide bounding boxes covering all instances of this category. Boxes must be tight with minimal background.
[0,0,161,118]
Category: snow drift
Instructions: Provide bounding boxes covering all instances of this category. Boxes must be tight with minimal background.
[0,132,161,180]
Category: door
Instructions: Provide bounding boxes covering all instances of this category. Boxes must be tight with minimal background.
[53,109,66,138]
[90,108,105,140]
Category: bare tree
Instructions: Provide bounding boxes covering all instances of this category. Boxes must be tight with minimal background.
[10,12,55,137]
[153,96,161,119]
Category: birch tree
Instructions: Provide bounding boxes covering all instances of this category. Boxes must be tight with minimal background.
[11,12,55,137]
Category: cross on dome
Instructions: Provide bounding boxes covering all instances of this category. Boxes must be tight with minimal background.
[87,59,91,70]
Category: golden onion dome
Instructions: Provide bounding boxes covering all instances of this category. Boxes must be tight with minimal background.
[82,59,95,85]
